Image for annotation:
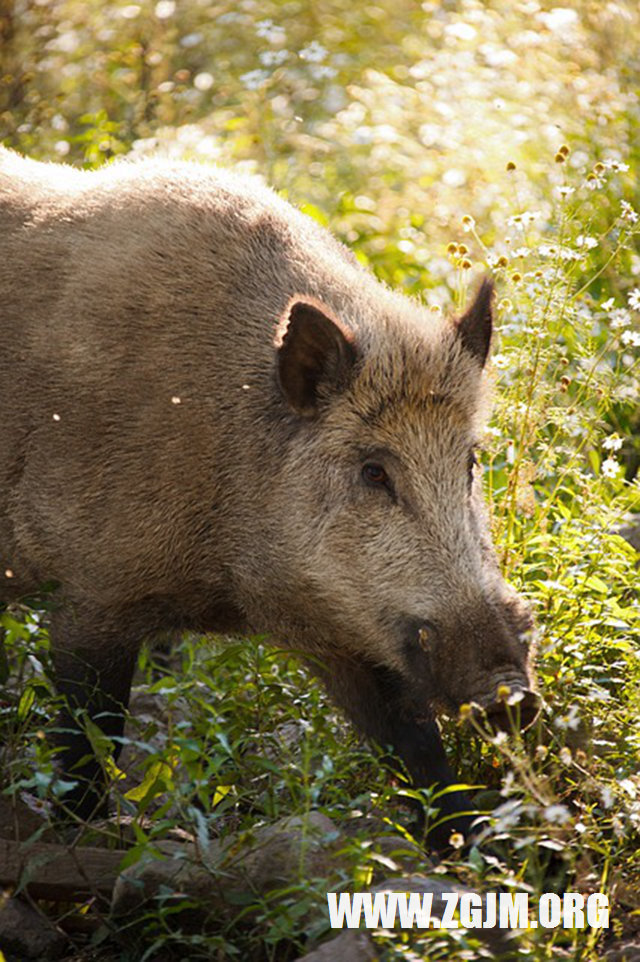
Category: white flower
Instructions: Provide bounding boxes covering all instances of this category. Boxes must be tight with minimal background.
[491,353,510,370]
[512,246,531,257]
[352,126,373,145]
[576,235,598,250]
[559,746,572,765]
[501,771,515,795]
[154,0,175,18]
[621,201,639,223]
[255,19,287,44]
[601,457,619,478]
[538,7,578,30]
[562,413,583,437]
[545,804,571,825]
[612,816,626,839]
[259,50,288,67]
[600,786,614,809]
[602,434,623,451]
[555,704,581,730]
[507,210,540,227]
[240,69,269,90]
[601,297,615,311]
[445,21,477,41]
[494,799,522,829]
[627,288,640,310]
[610,308,631,329]
[371,124,398,143]
[557,186,575,198]
[618,779,637,798]
[309,64,336,81]
[299,41,328,62]
[603,159,629,172]
[621,330,640,347]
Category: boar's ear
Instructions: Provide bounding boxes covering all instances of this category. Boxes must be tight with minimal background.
[276,299,357,417]
[455,278,494,367]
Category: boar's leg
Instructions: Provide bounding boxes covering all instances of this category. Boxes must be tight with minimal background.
[49,611,139,821]
[315,655,476,851]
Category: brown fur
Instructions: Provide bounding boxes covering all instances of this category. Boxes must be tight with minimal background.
[0,148,536,842]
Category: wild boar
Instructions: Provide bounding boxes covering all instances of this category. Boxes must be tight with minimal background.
[0,148,538,847]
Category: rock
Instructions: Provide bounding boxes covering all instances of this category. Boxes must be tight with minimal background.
[603,941,640,962]
[372,874,515,954]
[295,931,376,962]
[0,897,67,960]
[111,811,340,918]
[619,519,640,552]
[0,794,56,843]
[297,872,519,960]
[368,831,425,868]
[230,812,338,891]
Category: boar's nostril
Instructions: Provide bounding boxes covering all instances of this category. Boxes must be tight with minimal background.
[484,688,540,733]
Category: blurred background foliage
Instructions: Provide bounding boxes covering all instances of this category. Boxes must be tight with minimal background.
[1,0,639,245]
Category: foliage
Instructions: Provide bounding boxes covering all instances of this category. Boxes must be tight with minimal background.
[1,0,639,959]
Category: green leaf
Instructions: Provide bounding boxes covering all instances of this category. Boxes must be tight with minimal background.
[584,575,609,594]
[17,686,35,721]
[124,757,175,803]
[0,628,8,685]
[299,202,329,227]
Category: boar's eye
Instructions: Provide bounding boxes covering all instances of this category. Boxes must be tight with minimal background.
[362,462,393,494]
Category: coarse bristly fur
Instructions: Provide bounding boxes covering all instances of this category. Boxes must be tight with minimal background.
[0,148,537,844]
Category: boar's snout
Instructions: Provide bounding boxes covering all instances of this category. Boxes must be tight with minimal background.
[404,596,538,733]
[480,687,540,733]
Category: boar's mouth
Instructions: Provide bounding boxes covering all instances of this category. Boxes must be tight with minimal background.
[399,615,538,733]
[466,678,540,733]
[431,677,539,734]
[480,688,539,733]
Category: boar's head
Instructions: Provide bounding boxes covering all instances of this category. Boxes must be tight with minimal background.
[267,278,538,739]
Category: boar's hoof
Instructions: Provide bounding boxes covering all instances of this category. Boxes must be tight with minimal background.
[483,688,540,733]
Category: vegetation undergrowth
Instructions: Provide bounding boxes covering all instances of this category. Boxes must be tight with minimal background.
[1,1,639,960]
